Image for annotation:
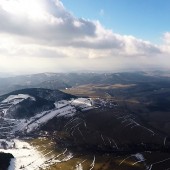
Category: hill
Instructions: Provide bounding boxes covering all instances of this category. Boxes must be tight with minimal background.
[0,88,75,119]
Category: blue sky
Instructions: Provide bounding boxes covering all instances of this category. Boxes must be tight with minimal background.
[61,0,170,44]
[0,0,170,74]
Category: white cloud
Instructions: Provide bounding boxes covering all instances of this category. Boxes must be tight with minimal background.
[0,0,169,73]
[163,32,170,44]
[160,32,170,54]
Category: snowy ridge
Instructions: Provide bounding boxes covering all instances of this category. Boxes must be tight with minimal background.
[0,94,35,116]
[2,94,35,103]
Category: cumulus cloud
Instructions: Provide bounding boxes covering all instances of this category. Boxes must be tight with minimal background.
[163,32,170,44]
[160,32,170,54]
[0,0,96,43]
[0,0,169,73]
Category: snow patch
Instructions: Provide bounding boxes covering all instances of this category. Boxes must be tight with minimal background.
[75,163,83,170]
[134,153,145,162]
[54,100,69,109]
[2,94,35,103]
[71,98,93,111]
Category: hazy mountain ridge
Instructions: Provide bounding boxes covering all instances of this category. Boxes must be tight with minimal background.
[1,71,170,95]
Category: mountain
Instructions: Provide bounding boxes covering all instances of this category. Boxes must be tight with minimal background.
[0,72,15,78]
[1,73,170,169]
[1,71,170,95]
[0,87,169,145]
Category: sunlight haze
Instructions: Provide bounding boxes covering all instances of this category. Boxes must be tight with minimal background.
[0,0,170,74]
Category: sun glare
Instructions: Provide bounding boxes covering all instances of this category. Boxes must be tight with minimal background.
[1,0,46,20]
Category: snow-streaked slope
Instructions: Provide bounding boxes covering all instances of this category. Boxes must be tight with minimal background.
[0,96,94,169]
[0,139,46,170]
[14,105,76,133]
[0,95,93,134]
[13,98,93,133]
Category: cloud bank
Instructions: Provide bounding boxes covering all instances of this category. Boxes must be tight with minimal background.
[0,0,169,73]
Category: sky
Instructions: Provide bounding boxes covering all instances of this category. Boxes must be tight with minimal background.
[0,0,170,74]
[62,0,170,43]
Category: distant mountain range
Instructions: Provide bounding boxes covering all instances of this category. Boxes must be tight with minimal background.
[0,72,14,78]
[1,71,170,95]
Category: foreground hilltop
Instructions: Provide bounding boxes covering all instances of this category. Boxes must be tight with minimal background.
[0,88,75,119]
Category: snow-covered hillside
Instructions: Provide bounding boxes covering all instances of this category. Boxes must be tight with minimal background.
[14,105,77,133]
[0,88,78,119]
[13,98,93,133]
[0,93,93,135]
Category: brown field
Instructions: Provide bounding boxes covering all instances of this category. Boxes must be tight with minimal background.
[63,83,135,98]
